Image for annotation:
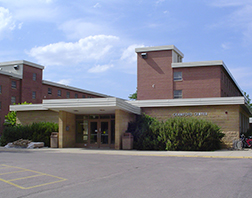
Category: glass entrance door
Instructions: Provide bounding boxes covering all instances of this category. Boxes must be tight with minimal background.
[76,115,115,148]
[89,120,110,148]
[90,121,98,145]
[100,121,109,145]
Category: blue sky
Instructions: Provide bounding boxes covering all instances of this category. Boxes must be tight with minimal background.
[0,0,252,99]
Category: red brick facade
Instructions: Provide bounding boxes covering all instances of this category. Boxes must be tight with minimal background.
[0,61,106,134]
[137,50,174,100]
[136,47,242,100]
[173,66,221,98]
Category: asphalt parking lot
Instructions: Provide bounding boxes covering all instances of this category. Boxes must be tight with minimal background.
[1,148,252,198]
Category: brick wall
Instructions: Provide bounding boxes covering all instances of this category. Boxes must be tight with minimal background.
[21,64,43,103]
[0,62,106,135]
[173,66,222,98]
[137,50,173,100]
[0,75,11,133]
[220,68,242,97]
[142,104,247,148]
[16,110,59,125]
[115,109,136,149]
[42,84,103,100]
[58,111,76,148]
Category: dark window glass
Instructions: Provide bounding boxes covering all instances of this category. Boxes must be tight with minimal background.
[33,73,37,81]
[58,90,61,97]
[11,96,16,104]
[174,90,182,99]
[32,91,36,99]
[67,92,70,98]
[48,88,52,94]
[11,81,16,89]
[75,93,78,98]
[174,72,182,81]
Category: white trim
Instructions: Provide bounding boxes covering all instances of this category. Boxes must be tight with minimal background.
[42,80,112,98]
[10,104,48,111]
[0,60,44,69]
[10,98,141,115]
[0,70,22,79]
[172,60,243,96]
[135,45,184,58]
[127,97,246,107]
[172,60,223,68]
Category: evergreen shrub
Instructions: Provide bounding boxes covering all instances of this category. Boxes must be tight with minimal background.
[0,122,58,147]
[127,114,224,151]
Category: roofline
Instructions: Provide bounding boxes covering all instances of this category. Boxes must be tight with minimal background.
[42,80,112,98]
[43,98,141,115]
[10,98,141,115]
[172,60,244,96]
[0,70,22,79]
[135,45,184,58]
[9,97,251,116]
[128,96,247,107]
[0,60,44,69]
[10,104,48,111]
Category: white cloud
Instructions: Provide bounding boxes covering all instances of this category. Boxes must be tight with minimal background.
[221,42,231,50]
[93,3,101,8]
[121,44,144,63]
[0,7,16,39]
[209,1,252,44]
[59,19,113,40]
[0,0,58,22]
[210,0,252,7]
[28,35,119,66]
[88,64,114,73]
[57,79,71,85]
[156,0,165,4]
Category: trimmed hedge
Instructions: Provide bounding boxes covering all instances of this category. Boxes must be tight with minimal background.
[0,122,58,147]
[127,115,225,151]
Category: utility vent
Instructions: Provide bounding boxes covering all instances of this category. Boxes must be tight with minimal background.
[141,53,147,59]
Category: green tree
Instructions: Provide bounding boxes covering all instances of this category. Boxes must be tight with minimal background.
[4,102,32,127]
[243,92,252,110]
[129,89,137,100]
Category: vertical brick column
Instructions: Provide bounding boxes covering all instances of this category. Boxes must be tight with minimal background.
[115,109,136,150]
[59,111,76,148]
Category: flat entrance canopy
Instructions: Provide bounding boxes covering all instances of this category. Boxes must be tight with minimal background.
[11,98,141,149]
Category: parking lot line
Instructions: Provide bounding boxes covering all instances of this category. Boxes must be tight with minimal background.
[0,164,67,189]
[8,174,44,182]
[0,170,27,175]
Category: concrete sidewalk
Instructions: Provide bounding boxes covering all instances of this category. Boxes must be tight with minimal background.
[1,147,252,159]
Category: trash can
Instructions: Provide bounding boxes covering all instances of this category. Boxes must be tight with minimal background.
[50,132,58,148]
[122,133,133,150]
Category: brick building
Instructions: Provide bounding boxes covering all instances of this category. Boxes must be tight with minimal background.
[0,60,109,134]
[136,45,242,100]
[9,45,252,149]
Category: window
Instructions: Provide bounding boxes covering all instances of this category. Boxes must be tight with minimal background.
[174,90,182,99]
[0,101,1,110]
[66,92,70,98]
[11,81,16,89]
[75,93,78,98]
[11,96,16,104]
[32,91,36,99]
[58,90,62,97]
[174,72,182,81]
[0,85,2,94]
[48,88,52,95]
[82,95,86,98]
[33,73,37,81]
